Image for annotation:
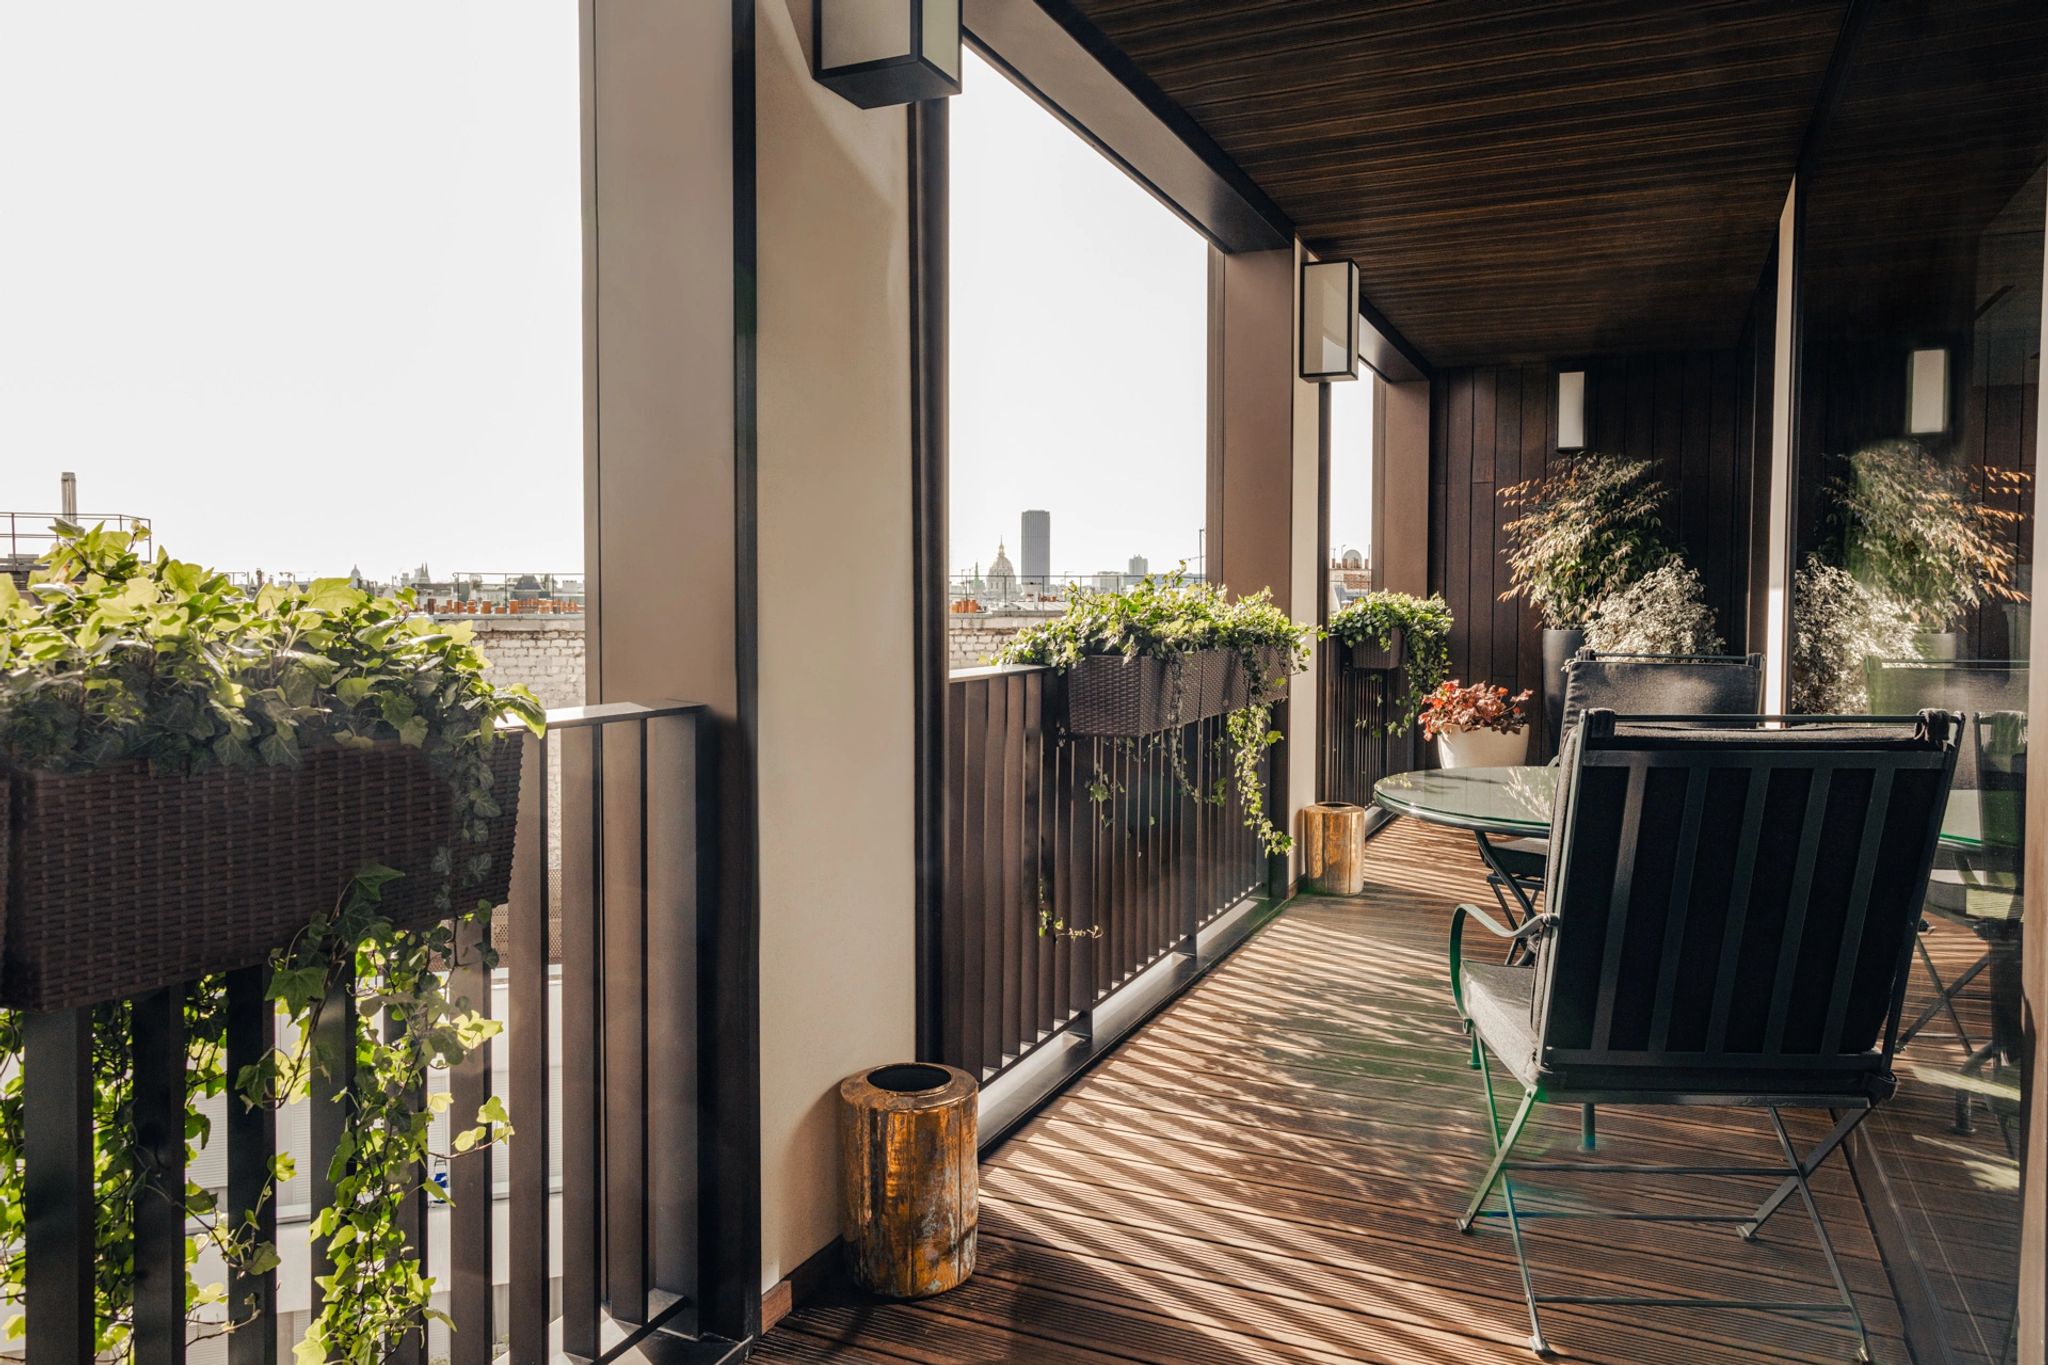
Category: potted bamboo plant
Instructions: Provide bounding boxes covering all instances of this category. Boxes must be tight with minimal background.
[1829,439,2026,658]
[1498,454,1675,740]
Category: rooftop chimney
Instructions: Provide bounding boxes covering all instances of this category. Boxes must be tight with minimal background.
[60,472,77,520]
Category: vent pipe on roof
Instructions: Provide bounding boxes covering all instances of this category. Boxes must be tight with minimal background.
[60,472,77,520]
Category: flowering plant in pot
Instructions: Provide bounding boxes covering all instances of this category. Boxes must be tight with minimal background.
[1420,680,1533,769]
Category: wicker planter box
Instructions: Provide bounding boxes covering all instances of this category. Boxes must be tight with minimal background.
[1058,648,1288,738]
[0,739,523,1012]
[1347,629,1407,672]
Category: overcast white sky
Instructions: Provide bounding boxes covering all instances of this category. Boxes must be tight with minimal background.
[0,4,582,581]
[0,19,1331,587]
[950,50,1209,580]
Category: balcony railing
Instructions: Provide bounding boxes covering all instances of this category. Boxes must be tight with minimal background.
[1,512,151,576]
[934,667,1271,1096]
[1318,657,1414,809]
[7,701,708,1364]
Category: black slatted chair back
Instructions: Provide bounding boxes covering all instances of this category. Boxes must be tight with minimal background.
[1531,710,1959,1100]
[1560,651,1764,740]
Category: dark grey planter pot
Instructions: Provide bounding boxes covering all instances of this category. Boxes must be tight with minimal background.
[1914,630,1960,661]
[1348,628,1406,672]
[1541,626,1587,747]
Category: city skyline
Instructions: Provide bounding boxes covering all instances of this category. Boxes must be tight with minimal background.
[949,48,1207,585]
[950,507,1199,580]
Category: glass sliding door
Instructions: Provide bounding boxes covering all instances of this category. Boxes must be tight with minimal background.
[1790,4,2044,1358]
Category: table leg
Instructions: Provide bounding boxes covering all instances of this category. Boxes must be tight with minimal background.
[1473,833,1541,964]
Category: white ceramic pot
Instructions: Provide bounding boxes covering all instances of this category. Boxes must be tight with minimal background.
[1437,726,1530,769]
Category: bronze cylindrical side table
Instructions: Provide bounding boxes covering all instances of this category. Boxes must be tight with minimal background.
[838,1062,978,1298]
[1301,801,1369,895]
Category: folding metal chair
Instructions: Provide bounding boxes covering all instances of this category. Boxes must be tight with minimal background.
[1867,662,2027,1146]
[1448,708,1960,1360]
[1479,650,1766,955]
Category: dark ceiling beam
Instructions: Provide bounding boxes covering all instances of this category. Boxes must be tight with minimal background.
[964,0,1292,253]
[964,0,1433,380]
[1792,0,1875,180]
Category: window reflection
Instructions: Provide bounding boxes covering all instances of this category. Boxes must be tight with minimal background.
[1791,4,2043,1358]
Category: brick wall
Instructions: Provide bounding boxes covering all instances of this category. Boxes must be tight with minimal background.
[453,616,588,709]
[947,613,1048,670]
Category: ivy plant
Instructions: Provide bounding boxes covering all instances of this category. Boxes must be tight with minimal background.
[1323,591,1453,735]
[995,571,1309,857]
[0,523,543,1360]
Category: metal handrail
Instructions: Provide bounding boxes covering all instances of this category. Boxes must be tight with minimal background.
[2,511,152,563]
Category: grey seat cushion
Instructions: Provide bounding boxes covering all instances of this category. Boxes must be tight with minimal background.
[1925,866,2023,923]
[1463,961,1539,1088]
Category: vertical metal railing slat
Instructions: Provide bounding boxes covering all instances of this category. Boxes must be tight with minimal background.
[645,711,700,1321]
[446,913,495,1365]
[504,728,551,1365]
[557,723,601,1359]
[23,1006,94,1364]
[601,719,649,1323]
[131,986,188,1365]
[306,972,357,1328]
[224,966,279,1365]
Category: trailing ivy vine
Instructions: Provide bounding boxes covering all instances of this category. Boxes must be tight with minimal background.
[1323,591,1453,736]
[994,571,1309,861]
[0,523,542,1360]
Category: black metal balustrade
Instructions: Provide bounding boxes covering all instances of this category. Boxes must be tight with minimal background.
[1320,656,1414,808]
[936,667,1270,1086]
[12,701,711,1364]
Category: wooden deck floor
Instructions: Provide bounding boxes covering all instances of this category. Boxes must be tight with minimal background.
[755,819,1924,1365]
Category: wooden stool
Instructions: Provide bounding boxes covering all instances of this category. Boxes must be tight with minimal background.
[838,1063,978,1297]
[1301,802,1368,895]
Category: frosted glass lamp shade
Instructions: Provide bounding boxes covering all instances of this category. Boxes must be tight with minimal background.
[1556,370,1587,450]
[814,0,962,108]
[1907,347,1948,436]
[1300,259,1360,382]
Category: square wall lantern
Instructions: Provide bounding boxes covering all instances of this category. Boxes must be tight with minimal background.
[813,0,962,109]
[1907,347,1948,436]
[1556,370,1587,451]
[1300,259,1360,382]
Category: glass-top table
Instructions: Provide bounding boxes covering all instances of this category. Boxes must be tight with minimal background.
[1374,765,2013,850]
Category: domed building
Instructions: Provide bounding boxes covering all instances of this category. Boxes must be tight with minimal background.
[986,540,1016,601]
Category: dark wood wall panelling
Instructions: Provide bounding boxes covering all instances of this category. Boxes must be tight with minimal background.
[1428,351,1758,736]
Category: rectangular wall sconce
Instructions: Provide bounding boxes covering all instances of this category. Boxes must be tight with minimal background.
[1299,259,1360,382]
[1556,370,1587,450]
[1907,347,1948,436]
[814,0,962,109]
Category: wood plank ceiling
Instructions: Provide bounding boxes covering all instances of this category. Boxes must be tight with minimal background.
[1060,0,1851,368]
